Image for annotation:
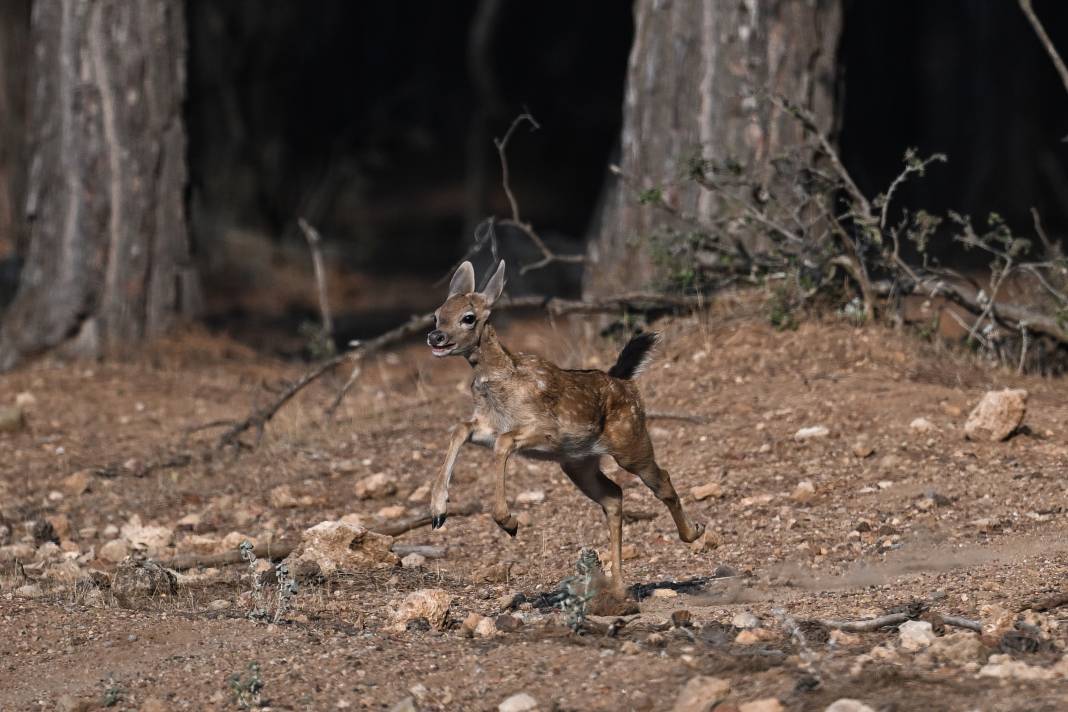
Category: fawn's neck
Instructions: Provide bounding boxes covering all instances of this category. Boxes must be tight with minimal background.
[465,324,511,374]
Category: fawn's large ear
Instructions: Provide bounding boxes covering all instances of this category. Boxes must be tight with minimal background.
[448,261,476,297]
[480,260,506,306]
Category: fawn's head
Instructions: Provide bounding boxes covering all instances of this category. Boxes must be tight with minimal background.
[427,260,506,357]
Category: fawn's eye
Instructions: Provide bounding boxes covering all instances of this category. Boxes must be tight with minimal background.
[460,313,476,325]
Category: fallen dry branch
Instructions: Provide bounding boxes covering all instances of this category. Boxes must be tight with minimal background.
[159,501,483,571]
[817,611,980,633]
[1019,591,1068,613]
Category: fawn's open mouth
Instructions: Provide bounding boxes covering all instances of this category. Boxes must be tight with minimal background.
[430,343,456,357]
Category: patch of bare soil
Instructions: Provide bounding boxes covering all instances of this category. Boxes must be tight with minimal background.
[2,300,1067,711]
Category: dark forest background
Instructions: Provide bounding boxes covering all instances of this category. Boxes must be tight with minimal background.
[2,0,1068,358]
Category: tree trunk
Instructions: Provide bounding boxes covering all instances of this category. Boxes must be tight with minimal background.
[0,0,30,259]
[584,0,842,297]
[0,0,199,371]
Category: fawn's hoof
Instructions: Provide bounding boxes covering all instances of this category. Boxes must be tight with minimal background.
[431,514,447,530]
[680,520,705,543]
[495,514,519,537]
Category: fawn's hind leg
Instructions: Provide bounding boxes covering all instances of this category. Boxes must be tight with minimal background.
[561,457,626,599]
[614,436,704,543]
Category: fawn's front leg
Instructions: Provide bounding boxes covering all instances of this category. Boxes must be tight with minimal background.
[491,431,520,536]
[491,427,540,536]
[430,419,475,529]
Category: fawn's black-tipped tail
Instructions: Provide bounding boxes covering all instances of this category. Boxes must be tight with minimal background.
[608,332,660,380]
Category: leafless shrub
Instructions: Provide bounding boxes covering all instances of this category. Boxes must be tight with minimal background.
[625,94,1068,373]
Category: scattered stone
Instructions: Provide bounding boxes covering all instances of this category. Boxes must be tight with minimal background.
[498,692,539,712]
[825,701,875,712]
[0,543,35,562]
[461,612,484,636]
[734,629,761,645]
[794,425,830,441]
[731,611,761,629]
[407,483,430,503]
[738,494,775,508]
[474,561,515,583]
[176,512,202,530]
[390,588,452,631]
[690,529,720,552]
[671,610,694,628]
[15,391,36,408]
[120,516,173,557]
[475,617,498,638]
[739,699,784,712]
[691,483,724,501]
[0,405,25,432]
[112,559,177,600]
[46,514,71,540]
[964,389,1027,442]
[354,472,397,499]
[16,583,43,598]
[909,417,936,433]
[925,631,983,665]
[898,620,936,651]
[268,484,300,508]
[979,603,1016,646]
[376,504,407,520]
[515,490,545,505]
[829,629,861,647]
[978,654,1056,681]
[284,521,397,575]
[61,470,92,496]
[852,440,875,458]
[98,538,130,564]
[401,553,427,569]
[495,614,523,632]
[208,598,230,611]
[651,587,678,598]
[339,513,367,529]
[176,534,221,555]
[621,640,641,655]
[390,698,417,712]
[791,480,816,503]
[671,676,731,712]
[55,695,94,712]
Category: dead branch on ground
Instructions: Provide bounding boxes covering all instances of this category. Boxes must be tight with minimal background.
[818,611,980,633]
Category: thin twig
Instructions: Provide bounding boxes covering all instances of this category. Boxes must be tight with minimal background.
[647,411,710,424]
[1019,0,1068,98]
[298,218,334,342]
[493,113,586,275]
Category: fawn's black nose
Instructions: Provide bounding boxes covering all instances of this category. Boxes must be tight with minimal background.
[427,330,448,347]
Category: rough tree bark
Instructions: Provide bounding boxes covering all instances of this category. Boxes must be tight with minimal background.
[0,0,30,259]
[585,0,842,297]
[0,0,199,371]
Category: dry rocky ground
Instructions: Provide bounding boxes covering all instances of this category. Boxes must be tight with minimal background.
[1,296,1067,711]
